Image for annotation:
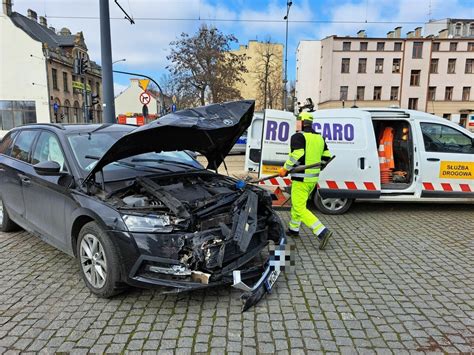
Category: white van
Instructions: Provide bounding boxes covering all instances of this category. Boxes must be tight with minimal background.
[248,108,474,214]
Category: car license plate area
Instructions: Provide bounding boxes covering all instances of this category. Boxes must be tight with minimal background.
[264,269,281,292]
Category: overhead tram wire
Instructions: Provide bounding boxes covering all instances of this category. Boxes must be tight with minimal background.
[44,15,425,25]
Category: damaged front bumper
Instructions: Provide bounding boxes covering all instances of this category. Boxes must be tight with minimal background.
[232,235,287,311]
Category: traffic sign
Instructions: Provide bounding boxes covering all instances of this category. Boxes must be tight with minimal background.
[172,95,177,104]
[53,103,59,112]
[171,103,177,112]
[139,79,150,91]
[139,91,151,105]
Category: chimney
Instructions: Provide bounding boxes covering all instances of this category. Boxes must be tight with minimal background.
[27,9,37,21]
[49,26,56,33]
[357,30,367,38]
[414,27,422,38]
[387,31,394,38]
[2,0,12,16]
[438,28,448,38]
[39,16,47,27]
[407,31,414,38]
[394,26,402,38]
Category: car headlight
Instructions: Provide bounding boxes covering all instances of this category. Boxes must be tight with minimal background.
[122,214,173,233]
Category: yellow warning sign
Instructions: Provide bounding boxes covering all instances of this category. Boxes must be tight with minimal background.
[439,161,474,179]
[138,79,150,91]
[262,164,280,175]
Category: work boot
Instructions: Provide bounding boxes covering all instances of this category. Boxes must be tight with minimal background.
[287,229,299,237]
[318,229,333,250]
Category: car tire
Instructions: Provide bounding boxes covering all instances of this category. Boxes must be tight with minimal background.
[0,198,20,232]
[313,190,353,215]
[77,221,126,298]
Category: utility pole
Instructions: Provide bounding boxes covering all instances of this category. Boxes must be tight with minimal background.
[283,1,292,111]
[99,0,116,123]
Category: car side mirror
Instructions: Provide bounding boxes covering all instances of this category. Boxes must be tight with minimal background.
[34,161,61,176]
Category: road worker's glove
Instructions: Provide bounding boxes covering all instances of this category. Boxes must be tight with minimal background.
[279,168,288,177]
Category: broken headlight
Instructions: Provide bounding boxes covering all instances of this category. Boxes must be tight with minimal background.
[122,214,173,233]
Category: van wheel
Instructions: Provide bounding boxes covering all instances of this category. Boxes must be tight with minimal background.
[0,198,20,232]
[314,191,353,215]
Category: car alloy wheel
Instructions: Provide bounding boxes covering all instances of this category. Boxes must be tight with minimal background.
[320,197,348,212]
[80,233,107,289]
[0,199,3,225]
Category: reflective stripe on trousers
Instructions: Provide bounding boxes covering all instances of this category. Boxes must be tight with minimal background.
[289,180,325,236]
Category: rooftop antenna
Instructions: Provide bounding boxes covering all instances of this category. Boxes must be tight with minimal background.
[428,0,433,21]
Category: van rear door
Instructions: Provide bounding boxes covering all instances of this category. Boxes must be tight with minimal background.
[416,121,474,197]
[313,109,381,199]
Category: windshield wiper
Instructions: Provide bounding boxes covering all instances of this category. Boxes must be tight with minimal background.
[130,158,201,170]
[114,161,173,173]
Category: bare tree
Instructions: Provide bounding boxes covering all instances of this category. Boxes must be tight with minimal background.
[254,38,283,110]
[167,25,248,106]
[159,73,197,111]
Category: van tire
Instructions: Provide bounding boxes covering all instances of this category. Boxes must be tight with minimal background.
[313,191,353,215]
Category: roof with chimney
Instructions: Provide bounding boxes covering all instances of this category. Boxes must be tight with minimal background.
[10,11,81,49]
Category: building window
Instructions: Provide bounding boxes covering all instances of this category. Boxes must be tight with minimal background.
[343,42,351,51]
[360,42,368,51]
[448,58,456,74]
[357,86,365,100]
[445,86,453,101]
[63,72,69,92]
[462,87,471,101]
[455,23,462,36]
[341,58,350,73]
[412,42,423,58]
[470,23,474,36]
[408,98,418,110]
[377,42,385,51]
[52,68,58,90]
[96,82,100,96]
[392,58,401,73]
[410,70,421,86]
[358,58,367,73]
[468,43,474,52]
[443,113,451,120]
[432,42,440,51]
[373,86,382,100]
[428,87,436,101]
[450,42,458,51]
[0,101,37,130]
[63,99,70,123]
[73,101,80,123]
[394,42,402,51]
[390,86,399,100]
[375,58,384,73]
[340,86,348,101]
[430,58,439,73]
[465,59,474,74]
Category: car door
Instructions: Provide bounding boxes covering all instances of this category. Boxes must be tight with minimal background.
[0,130,39,227]
[417,122,474,197]
[23,130,70,250]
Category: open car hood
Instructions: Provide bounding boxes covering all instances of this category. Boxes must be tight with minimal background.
[84,100,255,183]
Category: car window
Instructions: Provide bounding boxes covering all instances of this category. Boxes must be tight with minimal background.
[31,131,66,171]
[0,131,18,156]
[421,123,474,154]
[10,130,38,163]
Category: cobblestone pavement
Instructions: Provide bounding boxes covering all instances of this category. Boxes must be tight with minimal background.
[0,203,473,354]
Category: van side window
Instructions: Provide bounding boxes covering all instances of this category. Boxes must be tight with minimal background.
[10,130,38,163]
[421,123,474,154]
[0,131,18,156]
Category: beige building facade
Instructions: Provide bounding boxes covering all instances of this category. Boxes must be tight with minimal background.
[296,20,474,129]
[231,40,284,111]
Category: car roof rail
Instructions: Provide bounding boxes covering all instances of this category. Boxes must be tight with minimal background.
[24,122,66,130]
[366,110,410,119]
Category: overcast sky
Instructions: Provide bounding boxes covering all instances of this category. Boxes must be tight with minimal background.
[12,0,474,94]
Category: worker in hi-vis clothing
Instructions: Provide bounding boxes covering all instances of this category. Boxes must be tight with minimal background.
[279,112,333,250]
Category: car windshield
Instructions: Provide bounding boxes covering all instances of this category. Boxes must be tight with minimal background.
[67,131,203,174]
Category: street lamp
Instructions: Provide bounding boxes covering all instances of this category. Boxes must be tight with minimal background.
[112,58,126,65]
[283,1,292,111]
